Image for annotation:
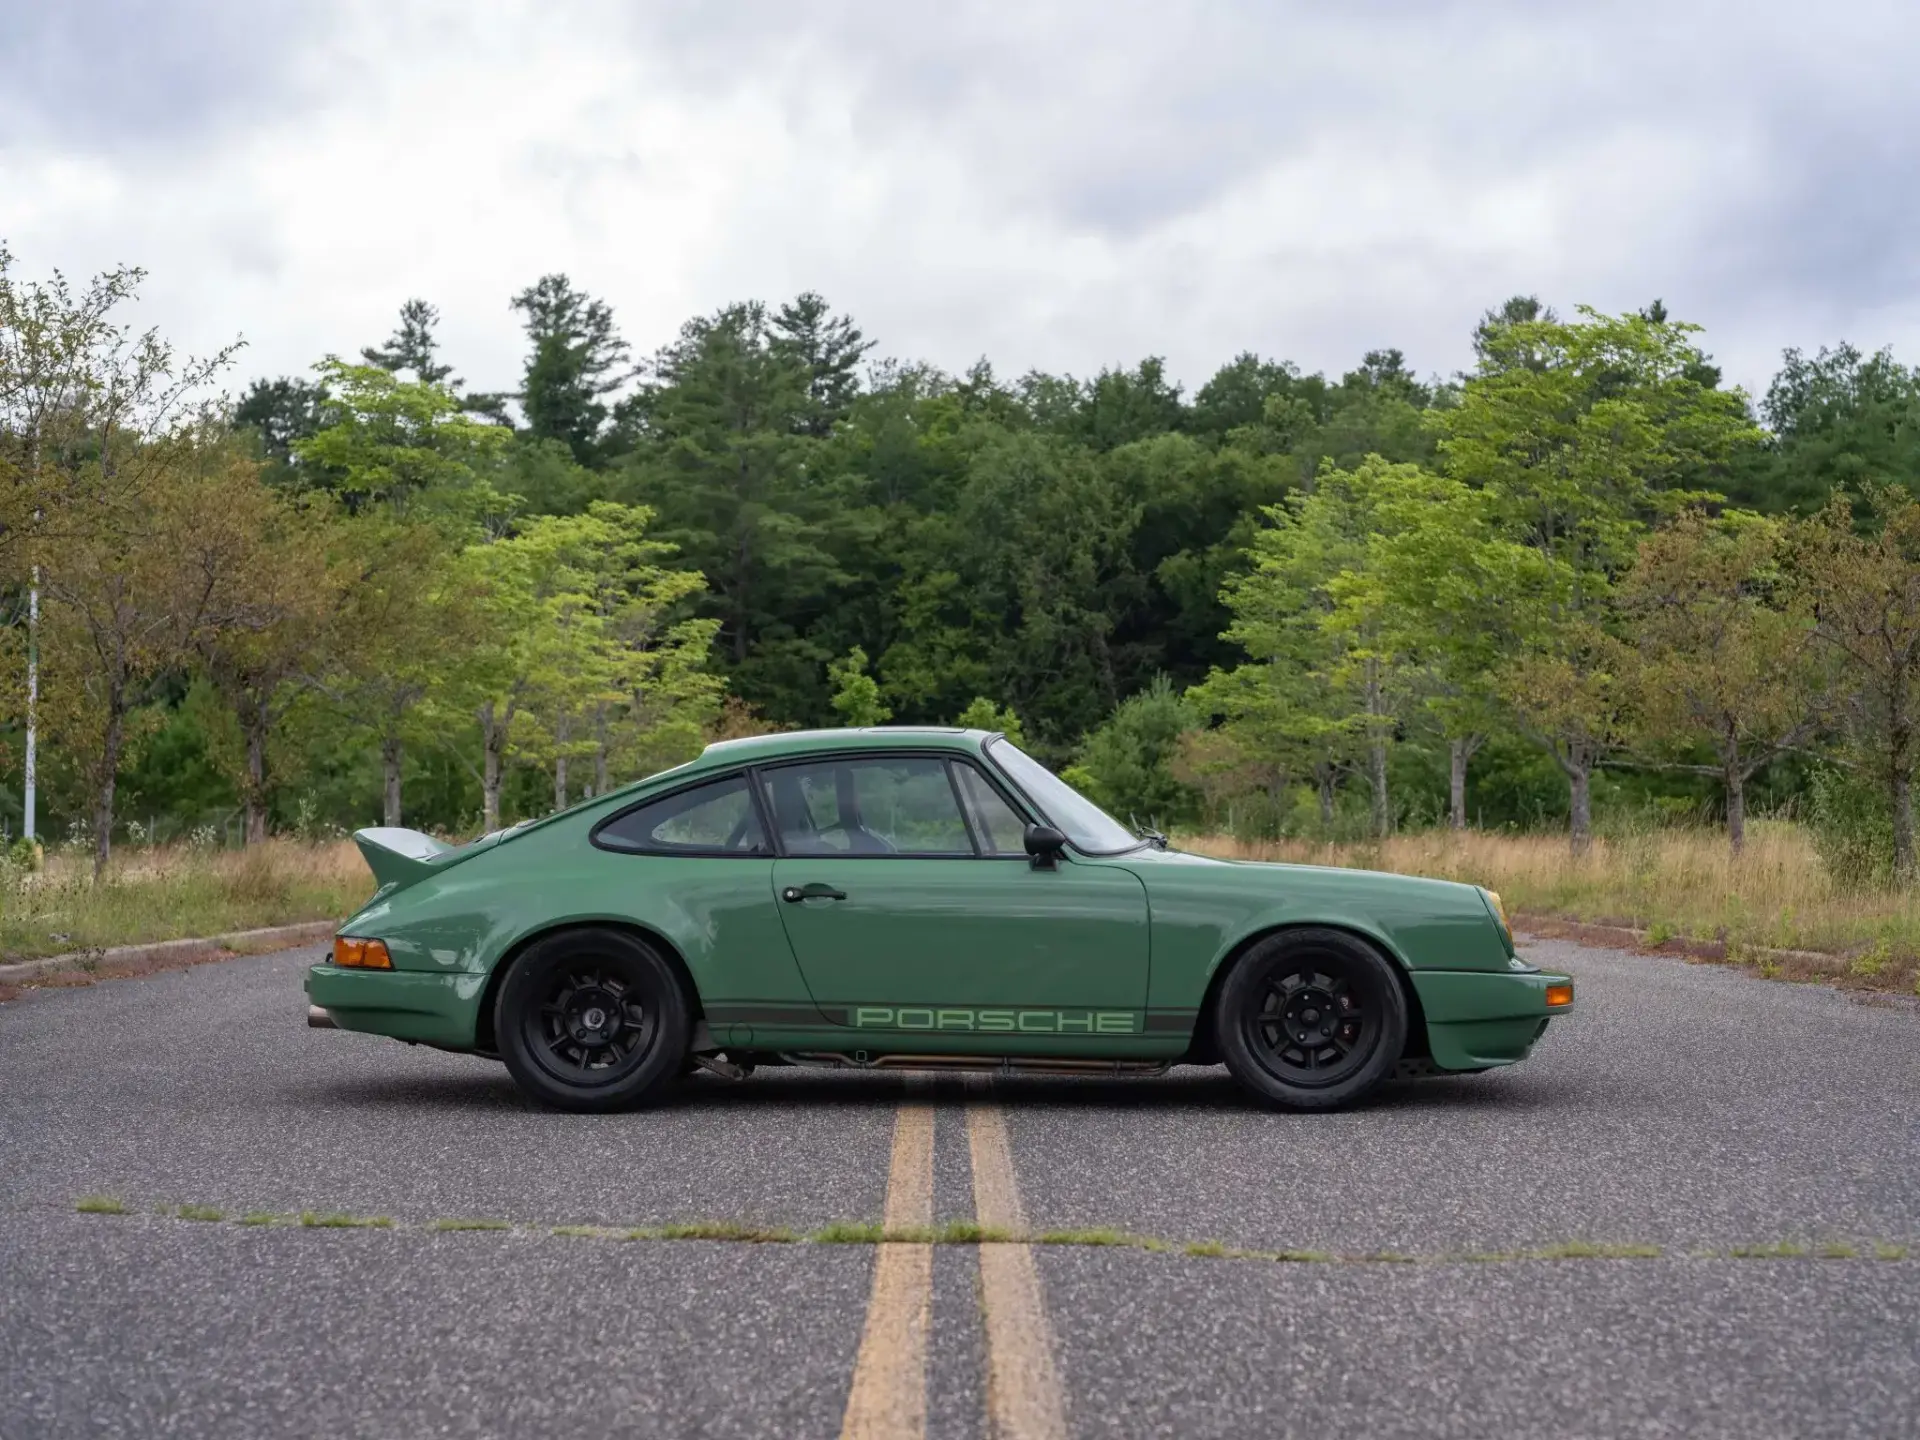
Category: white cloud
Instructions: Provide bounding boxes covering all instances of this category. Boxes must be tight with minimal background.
[4,0,1920,408]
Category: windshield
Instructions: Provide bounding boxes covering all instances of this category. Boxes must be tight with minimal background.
[984,739,1142,853]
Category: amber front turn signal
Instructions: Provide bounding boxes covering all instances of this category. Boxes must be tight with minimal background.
[333,936,393,970]
[1544,983,1573,1008]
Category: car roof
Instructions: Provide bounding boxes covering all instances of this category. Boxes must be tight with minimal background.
[691,727,993,771]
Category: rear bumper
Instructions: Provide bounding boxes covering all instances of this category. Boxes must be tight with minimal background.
[304,964,482,1048]
[1410,969,1572,1072]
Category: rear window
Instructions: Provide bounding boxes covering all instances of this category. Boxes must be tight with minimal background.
[595,775,770,855]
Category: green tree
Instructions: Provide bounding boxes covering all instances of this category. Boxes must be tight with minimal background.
[193,475,357,844]
[362,298,459,387]
[233,376,328,471]
[828,645,890,727]
[619,302,849,713]
[511,274,630,464]
[1730,344,1920,514]
[1617,509,1822,853]
[41,443,274,871]
[1791,487,1920,880]
[1203,459,1426,838]
[1435,305,1762,851]
[1330,469,1543,829]
[770,292,871,438]
[294,361,511,520]
[1074,674,1197,828]
[953,696,1025,745]
[452,503,714,828]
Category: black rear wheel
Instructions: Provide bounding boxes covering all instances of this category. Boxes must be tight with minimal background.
[1216,928,1408,1110]
[497,928,689,1112]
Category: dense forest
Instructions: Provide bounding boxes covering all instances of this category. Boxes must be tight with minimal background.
[7,246,1920,877]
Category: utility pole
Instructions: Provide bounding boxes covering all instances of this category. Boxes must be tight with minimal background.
[24,565,37,842]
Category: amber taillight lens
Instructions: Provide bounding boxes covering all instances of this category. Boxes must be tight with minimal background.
[333,937,393,970]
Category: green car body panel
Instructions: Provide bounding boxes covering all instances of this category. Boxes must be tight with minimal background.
[306,728,1571,1075]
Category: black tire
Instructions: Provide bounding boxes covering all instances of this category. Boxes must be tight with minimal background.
[1215,928,1408,1110]
[496,928,690,1112]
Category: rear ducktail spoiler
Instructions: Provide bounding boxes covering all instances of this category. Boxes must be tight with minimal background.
[352,827,452,892]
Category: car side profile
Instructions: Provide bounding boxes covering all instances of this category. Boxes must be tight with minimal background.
[306,728,1573,1111]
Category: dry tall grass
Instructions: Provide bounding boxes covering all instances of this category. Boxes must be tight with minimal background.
[1,839,372,962]
[1183,821,1920,985]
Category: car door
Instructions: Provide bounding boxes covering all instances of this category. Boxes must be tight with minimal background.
[761,752,1149,1032]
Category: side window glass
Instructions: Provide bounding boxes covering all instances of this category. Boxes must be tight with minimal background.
[761,757,973,855]
[953,763,1028,855]
[597,775,769,855]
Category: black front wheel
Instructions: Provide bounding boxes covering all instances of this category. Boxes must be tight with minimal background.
[497,928,689,1112]
[1216,928,1408,1110]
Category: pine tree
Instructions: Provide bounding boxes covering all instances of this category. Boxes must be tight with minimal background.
[510,275,631,464]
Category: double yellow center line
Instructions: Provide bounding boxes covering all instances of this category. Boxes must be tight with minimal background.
[839,1075,1069,1440]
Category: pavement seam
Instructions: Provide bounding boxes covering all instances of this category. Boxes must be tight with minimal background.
[838,1073,935,1440]
[966,1076,1070,1440]
[56,1200,1920,1266]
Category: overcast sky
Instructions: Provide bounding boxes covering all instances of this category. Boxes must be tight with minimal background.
[5,0,1917,406]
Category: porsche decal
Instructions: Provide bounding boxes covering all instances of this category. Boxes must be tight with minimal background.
[851,1006,1141,1035]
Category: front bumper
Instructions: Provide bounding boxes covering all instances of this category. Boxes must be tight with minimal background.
[304,964,483,1049]
[1410,969,1573,1072]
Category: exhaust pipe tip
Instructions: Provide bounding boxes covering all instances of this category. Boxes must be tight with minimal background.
[307,1004,336,1029]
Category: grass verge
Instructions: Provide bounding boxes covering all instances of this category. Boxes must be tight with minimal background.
[1,840,370,966]
[1183,823,1920,996]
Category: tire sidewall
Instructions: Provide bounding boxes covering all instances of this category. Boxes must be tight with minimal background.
[496,928,690,1112]
[1216,928,1409,1110]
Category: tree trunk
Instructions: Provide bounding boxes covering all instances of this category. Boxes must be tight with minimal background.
[1448,739,1471,831]
[1567,750,1593,858]
[594,741,609,798]
[1316,764,1335,826]
[1368,739,1389,839]
[480,703,505,833]
[1725,761,1746,857]
[92,685,127,878]
[554,755,568,813]
[381,736,404,827]
[1892,713,1915,883]
[243,712,268,846]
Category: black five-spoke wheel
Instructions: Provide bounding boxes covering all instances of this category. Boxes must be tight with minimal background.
[497,928,689,1112]
[1217,928,1408,1110]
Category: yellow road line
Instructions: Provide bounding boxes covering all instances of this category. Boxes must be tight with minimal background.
[839,1075,935,1440]
[966,1077,1069,1440]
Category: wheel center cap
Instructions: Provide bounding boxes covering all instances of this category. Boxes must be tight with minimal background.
[582,1006,607,1031]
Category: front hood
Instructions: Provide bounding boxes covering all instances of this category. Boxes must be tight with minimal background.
[1127,844,1484,901]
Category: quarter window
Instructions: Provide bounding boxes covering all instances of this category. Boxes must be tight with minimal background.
[952,763,1028,855]
[596,775,769,855]
[759,757,973,856]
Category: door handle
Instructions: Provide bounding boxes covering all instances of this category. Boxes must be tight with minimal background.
[782,883,847,903]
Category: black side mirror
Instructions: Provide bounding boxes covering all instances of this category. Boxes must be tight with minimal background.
[1023,823,1068,870]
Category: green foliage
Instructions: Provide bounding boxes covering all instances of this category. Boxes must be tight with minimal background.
[1075,676,1199,828]
[293,361,510,519]
[1806,763,1893,888]
[953,697,1025,745]
[828,647,891,727]
[18,248,1920,866]
[511,274,631,465]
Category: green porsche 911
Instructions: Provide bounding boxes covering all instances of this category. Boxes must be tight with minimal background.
[307,727,1572,1111]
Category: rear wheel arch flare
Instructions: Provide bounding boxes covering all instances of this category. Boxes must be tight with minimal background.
[474,919,704,1054]
[1195,922,1427,1061]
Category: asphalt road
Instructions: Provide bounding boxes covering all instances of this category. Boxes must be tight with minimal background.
[2,937,1917,1439]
